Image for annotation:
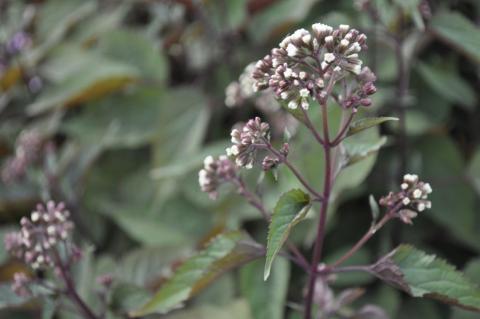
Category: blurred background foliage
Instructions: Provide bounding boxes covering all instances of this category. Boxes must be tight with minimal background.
[0,0,480,318]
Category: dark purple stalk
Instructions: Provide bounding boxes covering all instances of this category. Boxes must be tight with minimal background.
[53,251,99,319]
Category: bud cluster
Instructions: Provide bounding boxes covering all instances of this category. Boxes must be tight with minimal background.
[4,201,75,270]
[380,174,432,224]
[262,143,289,171]
[1,130,43,183]
[226,117,270,169]
[251,23,369,110]
[342,66,377,108]
[198,155,237,199]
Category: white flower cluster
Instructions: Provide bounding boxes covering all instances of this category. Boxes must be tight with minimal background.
[198,155,237,199]
[251,23,368,110]
[380,174,432,224]
[225,117,270,169]
[4,201,74,270]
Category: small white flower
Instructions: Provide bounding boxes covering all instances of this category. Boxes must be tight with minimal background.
[413,189,422,199]
[425,201,432,209]
[47,225,56,235]
[36,255,45,263]
[312,23,332,35]
[339,24,350,32]
[284,68,293,78]
[302,34,312,44]
[423,183,432,194]
[286,43,298,57]
[321,61,328,70]
[340,39,350,47]
[324,53,336,63]
[31,212,40,222]
[352,64,362,75]
[204,155,214,167]
[272,58,280,68]
[245,162,253,169]
[279,37,290,49]
[404,174,418,183]
[402,197,411,205]
[301,99,309,110]
[417,203,426,212]
[325,36,334,45]
[299,88,310,98]
[299,71,307,79]
[288,100,298,109]
[280,92,289,100]
[401,183,409,190]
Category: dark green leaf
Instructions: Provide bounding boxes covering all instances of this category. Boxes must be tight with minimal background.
[430,11,480,63]
[264,189,310,280]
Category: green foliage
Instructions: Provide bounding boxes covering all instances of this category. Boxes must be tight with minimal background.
[373,245,480,311]
[264,189,310,280]
[131,232,262,316]
[347,117,399,137]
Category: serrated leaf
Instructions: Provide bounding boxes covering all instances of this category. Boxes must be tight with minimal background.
[369,195,380,223]
[130,231,263,316]
[264,189,310,280]
[372,245,480,312]
[347,117,398,137]
[430,11,480,63]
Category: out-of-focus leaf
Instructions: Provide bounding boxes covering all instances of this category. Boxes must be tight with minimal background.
[97,29,168,82]
[430,11,480,63]
[372,245,480,311]
[417,62,475,110]
[265,189,310,280]
[248,0,319,43]
[347,117,398,137]
[110,283,151,314]
[130,231,262,316]
[369,195,380,223]
[467,148,480,196]
[27,51,138,115]
[343,136,387,167]
[0,283,31,309]
[325,247,373,286]
[62,88,162,148]
[0,65,22,91]
[163,299,252,319]
[417,137,479,251]
[241,259,290,319]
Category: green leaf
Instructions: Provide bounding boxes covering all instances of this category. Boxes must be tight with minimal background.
[248,0,319,43]
[27,47,139,115]
[430,11,480,63]
[162,299,252,319]
[97,29,168,83]
[264,189,310,280]
[467,148,480,196]
[347,117,398,137]
[417,62,476,110]
[343,136,388,167]
[130,231,262,316]
[241,259,290,319]
[372,245,480,312]
[369,195,380,223]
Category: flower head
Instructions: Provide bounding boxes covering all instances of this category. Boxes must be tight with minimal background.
[251,23,370,110]
[380,174,432,224]
[4,201,75,270]
[226,117,270,169]
[199,155,237,199]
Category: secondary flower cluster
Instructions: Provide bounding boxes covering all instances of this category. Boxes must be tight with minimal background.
[226,117,270,169]
[199,155,237,199]
[251,23,368,110]
[380,174,432,224]
[4,201,75,270]
[1,130,43,183]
